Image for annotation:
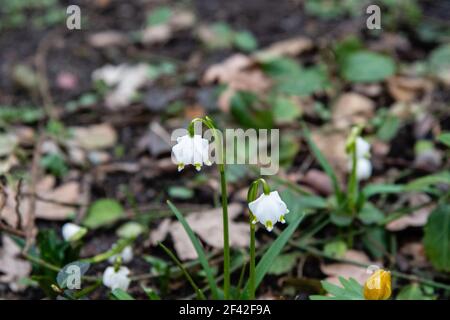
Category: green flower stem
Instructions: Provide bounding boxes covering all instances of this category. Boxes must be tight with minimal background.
[346,126,362,214]
[247,178,270,299]
[189,116,230,299]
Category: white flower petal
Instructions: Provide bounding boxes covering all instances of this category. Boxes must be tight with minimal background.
[356,137,371,159]
[102,266,131,291]
[248,191,289,232]
[62,223,82,241]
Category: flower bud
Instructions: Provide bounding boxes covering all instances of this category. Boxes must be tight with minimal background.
[364,269,391,300]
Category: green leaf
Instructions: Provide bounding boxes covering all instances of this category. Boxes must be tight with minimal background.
[168,186,194,200]
[116,222,144,239]
[359,202,385,225]
[405,171,450,191]
[83,199,124,229]
[428,44,450,83]
[424,205,450,272]
[147,6,172,26]
[272,96,302,124]
[111,288,135,300]
[437,132,450,147]
[166,201,219,299]
[234,31,258,52]
[341,51,396,83]
[396,284,435,300]
[243,211,304,294]
[376,115,401,141]
[324,240,347,258]
[310,277,364,300]
[40,153,68,178]
[142,286,161,300]
[230,91,273,129]
[363,184,405,197]
[275,64,329,97]
[267,253,301,275]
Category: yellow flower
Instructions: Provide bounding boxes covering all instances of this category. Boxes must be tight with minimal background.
[364,269,392,300]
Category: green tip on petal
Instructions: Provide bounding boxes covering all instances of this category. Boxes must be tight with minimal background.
[265,220,273,231]
[194,163,202,171]
[279,215,285,224]
[178,164,185,172]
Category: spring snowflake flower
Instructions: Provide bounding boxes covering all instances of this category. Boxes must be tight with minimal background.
[248,191,289,231]
[348,137,372,181]
[108,245,133,264]
[355,137,371,158]
[364,269,391,300]
[62,223,86,242]
[102,266,131,291]
[172,134,211,172]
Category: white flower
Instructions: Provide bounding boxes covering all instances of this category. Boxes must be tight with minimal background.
[108,245,133,264]
[62,223,86,242]
[248,191,289,231]
[102,266,131,291]
[172,134,211,171]
[349,157,373,181]
[355,137,371,159]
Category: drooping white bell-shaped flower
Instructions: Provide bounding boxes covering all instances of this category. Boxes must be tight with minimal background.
[102,266,131,291]
[248,191,289,231]
[355,137,371,159]
[62,223,86,242]
[108,245,133,264]
[172,134,211,172]
[349,157,373,181]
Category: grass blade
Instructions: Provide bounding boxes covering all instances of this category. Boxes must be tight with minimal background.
[243,211,304,296]
[166,200,219,299]
[302,126,343,202]
[159,242,206,300]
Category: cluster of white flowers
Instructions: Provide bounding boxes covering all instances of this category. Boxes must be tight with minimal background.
[61,223,132,291]
[349,137,372,181]
[108,245,133,264]
[248,191,289,232]
[102,244,133,291]
[172,134,211,172]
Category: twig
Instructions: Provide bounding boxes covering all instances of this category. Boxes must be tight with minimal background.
[15,179,23,229]
[23,133,45,253]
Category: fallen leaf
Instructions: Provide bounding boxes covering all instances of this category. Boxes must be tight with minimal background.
[168,203,249,260]
[142,9,195,45]
[320,250,380,285]
[301,169,333,196]
[92,64,150,109]
[332,93,375,130]
[137,121,172,157]
[87,31,129,48]
[255,36,313,59]
[311,129,348,176]
[0,235,32,292]
[386,193,435,231]
[203,54,271,112]
[1,176,80,226]
[387,76,433,102]
[399,242,428,268]
[71,124,117,151]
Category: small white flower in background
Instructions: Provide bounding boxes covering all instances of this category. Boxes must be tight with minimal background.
[102,266,131,291]
[172,134,211,172]
[348,137,372,181]
[108,245,133,264]
[354,157,373,181]
[62,223,86,242]
[355,137,371,159]
[248,191,289,232]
